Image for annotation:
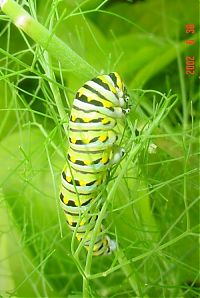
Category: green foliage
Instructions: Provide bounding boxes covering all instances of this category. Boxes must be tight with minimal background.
[0,0,199,297]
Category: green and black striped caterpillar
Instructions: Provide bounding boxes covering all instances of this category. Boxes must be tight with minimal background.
[60,72,130,256]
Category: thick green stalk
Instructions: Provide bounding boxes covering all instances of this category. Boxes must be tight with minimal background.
[0,0,98,78]
[42,51,68,133]
[130,34,199,88]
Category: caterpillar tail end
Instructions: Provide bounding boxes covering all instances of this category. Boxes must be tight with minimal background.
[91,236,117,256]
[106,236,117,255]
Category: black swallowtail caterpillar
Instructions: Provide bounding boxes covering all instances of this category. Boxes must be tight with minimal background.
[60,72,130,256]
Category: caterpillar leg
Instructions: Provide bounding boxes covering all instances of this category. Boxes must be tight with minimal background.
[93,236,117,256]
[109,145,125,166]
[82,232,117,256]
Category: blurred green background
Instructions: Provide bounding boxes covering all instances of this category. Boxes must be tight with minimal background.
[0,0,199,297]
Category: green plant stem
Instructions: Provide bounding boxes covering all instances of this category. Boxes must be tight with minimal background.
[135,177,158,241]
[83,94,175,296]
[0,0,98,78]
[82,276,90,298]
[116,248,141,297]
[42,51,68,134]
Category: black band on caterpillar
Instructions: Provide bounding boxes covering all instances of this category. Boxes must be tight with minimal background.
[60,72,130,256]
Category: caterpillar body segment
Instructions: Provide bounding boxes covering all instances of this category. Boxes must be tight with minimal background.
[67,147,112,173]
[69,110,116,131]
[60,72,129,256]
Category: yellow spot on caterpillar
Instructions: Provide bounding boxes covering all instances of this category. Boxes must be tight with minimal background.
[78,87,84,96]
[74,199,81,207]
[101,118,109,124]
[103,238,107,245]
[79,180,86,186]
[70,156,76,163]
[103,100,112,108]
[63,196,68,204]
[83,117,90,123]
[87,96,93,102]
[114,72,123,90]
[84,160,91,166]
[66,215,73,226]
[71,115,76,121]
[76,234,82,241]
[83,137,90,144]
[99,135,107,142]
[71,137,76,144]
[96,179,101,185]
[100,76,116,94]
[93,244,99,251]
[80,219,86,226]
[66,176,72,183]
[101,156,108,164]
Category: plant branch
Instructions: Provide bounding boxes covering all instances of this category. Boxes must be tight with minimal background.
[0,0,98,78]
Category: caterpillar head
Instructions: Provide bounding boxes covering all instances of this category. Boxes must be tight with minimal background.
[109,72,130,111]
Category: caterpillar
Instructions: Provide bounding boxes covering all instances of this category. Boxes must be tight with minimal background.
[60,72,130,256]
